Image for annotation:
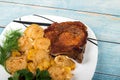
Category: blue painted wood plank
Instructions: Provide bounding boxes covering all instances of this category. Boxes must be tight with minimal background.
[94,42,120,78]
[0,0,120,16]
[0,2,120,42]
[93,73,120,80]
[0,3,120,79]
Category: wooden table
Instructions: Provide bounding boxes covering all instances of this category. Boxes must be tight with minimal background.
[0,0,120,80]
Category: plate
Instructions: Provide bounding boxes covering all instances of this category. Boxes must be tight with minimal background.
[0,15,98,80]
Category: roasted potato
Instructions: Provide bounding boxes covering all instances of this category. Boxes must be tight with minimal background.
[6,56,27,74]
[33,38,50,51]
[27,61,36,74]
[11,50,21,57]
[24,24,44,40]
[48,65,73,80]
[18,36,33,52]
[54,55,75,70]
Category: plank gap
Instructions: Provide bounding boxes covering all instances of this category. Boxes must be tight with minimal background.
[95,72,120,78]
[0,1,120,17]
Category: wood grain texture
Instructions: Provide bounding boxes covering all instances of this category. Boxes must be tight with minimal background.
[94,42,120,79]
[93,72,120,80]
[0,0,120,16]
[0,2,120,42]
[0,1,120,80]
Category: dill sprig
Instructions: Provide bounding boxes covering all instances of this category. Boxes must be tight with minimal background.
[0,29,22,66]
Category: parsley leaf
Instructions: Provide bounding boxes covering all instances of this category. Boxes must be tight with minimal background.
[8,69,51,80]
[36,69,51,80]
[8,69,34,80]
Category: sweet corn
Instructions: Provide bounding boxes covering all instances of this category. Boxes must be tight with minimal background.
[37,59,51,70]
[64,67,71,73]
[11,51,21,57]
[27,49,36,61]
[27,62,36,74]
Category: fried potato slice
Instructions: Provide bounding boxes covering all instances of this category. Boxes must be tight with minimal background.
[27,49,50,62]
[48,65,73,80]
[35,49,51,63]
[11,50,21,57]
[24,24,44,40]
[37,59,51,71]
[54,55,75,70]
[27,61,36,74]
[27,49,37,62]
[18,36,33,52]
[33,38,50,51]
[6,56,27,74]
[26,49,51,73]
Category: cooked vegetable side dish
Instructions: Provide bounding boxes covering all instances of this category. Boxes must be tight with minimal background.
[0,23,79,80]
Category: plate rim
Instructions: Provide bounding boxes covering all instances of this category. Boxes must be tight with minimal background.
[0,14,98,80]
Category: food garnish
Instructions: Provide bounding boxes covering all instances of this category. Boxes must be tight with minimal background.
[8,68,51,80]
[0,30,21,66]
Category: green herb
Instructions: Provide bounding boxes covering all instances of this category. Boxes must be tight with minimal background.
[8,69,51,80]
[0,30,22,66]
[36,69,51,80]
[8,69,34,80]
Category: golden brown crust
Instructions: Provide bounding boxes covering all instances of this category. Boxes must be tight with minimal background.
[44,21,88,63]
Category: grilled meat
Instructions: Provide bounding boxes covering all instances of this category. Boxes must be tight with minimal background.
[44,21,88,63]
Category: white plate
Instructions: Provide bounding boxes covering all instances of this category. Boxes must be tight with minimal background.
[0,15,98,80]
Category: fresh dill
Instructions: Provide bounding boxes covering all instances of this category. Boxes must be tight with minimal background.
[0,29,22,66]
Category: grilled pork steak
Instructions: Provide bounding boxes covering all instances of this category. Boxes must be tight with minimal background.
[44,21,88,63]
